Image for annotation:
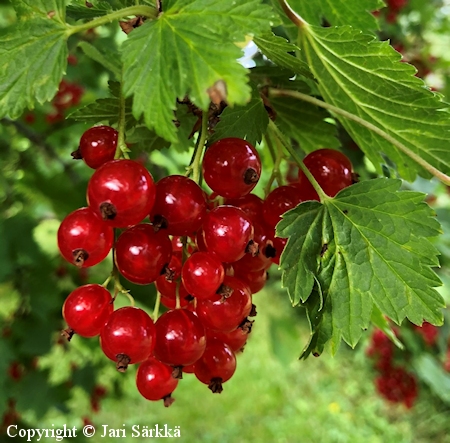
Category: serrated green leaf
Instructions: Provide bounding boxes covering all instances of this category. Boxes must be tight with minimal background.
[300,25,450,182]
[370,306,404,349]
[122,0,277,142]
[272,97,340,153]
[210,83,269,146]
[13,0,66,22]
[126,126,170,151]
[68,97,136,128]
[253,33,312,79]
[66,1,113,20]
[278,178,444,352]
[0,18,68,118]
[288,0,383,32]
[78,41,121,78]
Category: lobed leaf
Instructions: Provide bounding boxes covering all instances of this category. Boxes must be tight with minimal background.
[121,0,277,142]
[0,18,69,118]
[277,178,444,354]
[300,25,450,182]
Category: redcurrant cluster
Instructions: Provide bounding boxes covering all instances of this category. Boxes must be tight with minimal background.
[46,79,84,124]
[58,128,355,406]
[366,329,419,408]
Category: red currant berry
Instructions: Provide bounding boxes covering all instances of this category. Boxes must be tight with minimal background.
[150,175,207,236]
[115,224,172,285]
[194,338,236,393]
[262,185,304,231]
[202,138,261,198]
[100,306,156,371]
[202,205,254,263]
[233,222,273,272]
[196,276,252,332]
[206,327,250,353]
[225,194,264,224]
[58,207,114,268]
[136,357,179,407]
[87,159,156,228]
[153,309,206,377]
[297,149,353,197]
[233,267,268,294]
[62,284,113,339]
[181,252,225,300]
[75,126,118,169]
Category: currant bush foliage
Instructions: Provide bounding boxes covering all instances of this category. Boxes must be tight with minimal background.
[1,0,449,357]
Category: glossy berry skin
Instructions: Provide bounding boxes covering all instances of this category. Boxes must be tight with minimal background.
[202,138,261,199]
[297,149,353,198]
[115,224,172,285]
[78,126,118,169]
[196,276,252,332]
[262,185,304,231]
[233,222,273,272]
[234,267,268,294]
[181,252,225,300]
[58,207,114,268]
[202,205,254,263]
[150,175,207,236]
[62,284,113,337]
[194,339,236,393]
[136,357,179,404]
[87,159,156,228]
[153,309,206,367]
[226,194,264,224]
[100,307,156,366]
[206,327,250,353]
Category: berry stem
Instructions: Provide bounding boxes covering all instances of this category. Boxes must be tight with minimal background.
[153,291,161,322]
[263,133,284,197]
[268,120,328,201]
[112,264,135,306]
[101,274,113,288]
[187,110,209,184]
[115,73,130,160]
[66,6,158,36]
[268,88,450,186]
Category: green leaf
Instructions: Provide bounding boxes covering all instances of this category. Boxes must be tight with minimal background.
[271,97,340,153]
[122,0,277,142]
[370,306,404,350]
[77,41,121,78]
[413,354,450,405]
[66,1,113,20]
[210,83,269,146]
[277,178,444,353]
[300,25,450,182]
[126,126,171,151]
[0,18,68,118]
[288,0,383,31]
[13,0,66,22]
[253,33,312,79]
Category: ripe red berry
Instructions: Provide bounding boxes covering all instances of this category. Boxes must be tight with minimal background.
[150,175,207,236]
[234,267,268,294]
[58,207,114,268]
[181,252,225,300]
[262,185,305,231]
[87,159,156,228]
[202,138,261,198]
[225,194,264,224]
[196,276,252,332]
[153,309,206,373]
[202,205,254,263]
[100,306,156,371]
[62,284,113,338]
[115,224,172,285]
[136,357,179,407]
[206,327,250,353]
[194,338,237,393]
[297,149,353,198]
[77,126,118,169]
